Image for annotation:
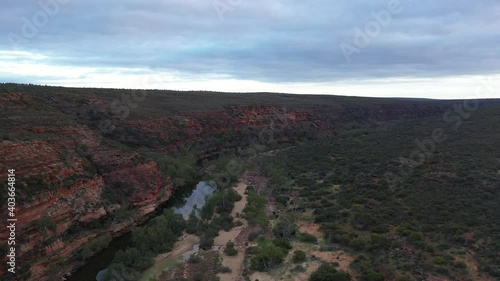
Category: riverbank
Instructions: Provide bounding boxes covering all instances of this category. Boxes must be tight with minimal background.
[141,181,249,281]
[140,234,200,281]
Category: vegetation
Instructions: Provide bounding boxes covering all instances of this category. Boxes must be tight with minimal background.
[249,239,290,271]
[81,234,112,260]
[103,210,185,280]
[297,232,318,243]
[292,250,307,263]
[156,152,200,187]
[4,84,500,280]
[181,184,243,255]
[309,263,351,281]
[254,106,500,280]
[243,191,269,228]
[224,241,238,256]
[33,215,57,234]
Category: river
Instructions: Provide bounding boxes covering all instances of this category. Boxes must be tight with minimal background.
[67,181,215,281]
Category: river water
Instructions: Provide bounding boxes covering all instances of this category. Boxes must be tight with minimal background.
[67,181,215,281]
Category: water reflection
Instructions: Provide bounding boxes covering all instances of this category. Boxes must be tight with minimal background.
[174,181,215,217]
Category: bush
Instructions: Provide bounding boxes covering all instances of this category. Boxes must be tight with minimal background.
[81,234,112,260]
[349,238,367,251]
[193,272,204,281]
[244,192,269,228]
[432,256,448,265]
[273,215,296,238]
[369,234,391,251]
[248,231,260,241]
[309,263,351,281]
[188,254,202,263]
[292,250,307,263]
[33,215,56,233]
[200,236,215,250]
[113,248,153,271]
[250,241,287,271]
[371,225,389,234]
[186,214,200,234]
[291,265,307,273]
[224,241,238,256]
[362,271,384,281]
[298,232,318,243]
[218,266,232,273]
[273,238,292,252]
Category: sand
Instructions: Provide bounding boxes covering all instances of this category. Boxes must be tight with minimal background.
[214,182,249,246]
[249,271,275,281]
[217,182,249,281]
[297,221,324,239]
[140,234,200,281]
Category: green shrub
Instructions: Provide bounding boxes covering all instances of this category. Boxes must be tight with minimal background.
[298,232,318,243]
[362,271,384,281]
[250,241,287,271]
[193,272,203,281]
[224,241,238,256]
[218,266,232,273]
[309,263,351,281]
[349,238,367,251]
[200,236,214,250]
[432,256,448,265]
[292,250,307,263]
[188,254,202,263]
[272,238,293,252]
[395,276,410,281]
[409,232,425,242]
[33,215,56,233]
[248,231,260,241]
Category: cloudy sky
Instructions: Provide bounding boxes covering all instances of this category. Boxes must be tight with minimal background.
[1,0,499,99]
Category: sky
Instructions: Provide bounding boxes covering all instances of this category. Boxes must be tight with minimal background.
[1,0,499,99]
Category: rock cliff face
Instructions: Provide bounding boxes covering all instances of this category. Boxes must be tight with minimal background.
[0,88,455,280]
[0,124,174,280]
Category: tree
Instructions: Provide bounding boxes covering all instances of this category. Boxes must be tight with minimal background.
[200,235,214,250]
[243,191,269,228]
[272,238,292,251]
[186,210,200,234]
[157,153,199,187]
[273,214,296,239]
[250,241,287,271]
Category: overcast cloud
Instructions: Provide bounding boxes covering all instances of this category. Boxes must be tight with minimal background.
[0,0,499,98]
